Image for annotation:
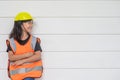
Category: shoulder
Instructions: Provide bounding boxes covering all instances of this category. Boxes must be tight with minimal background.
[32,35,41,43]
[6,37,16,52]
[6,37,14,46]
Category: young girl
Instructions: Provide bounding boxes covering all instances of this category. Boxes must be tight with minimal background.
[6,12,43,80]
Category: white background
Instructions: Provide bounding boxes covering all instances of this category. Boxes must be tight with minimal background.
[0,0,120,80]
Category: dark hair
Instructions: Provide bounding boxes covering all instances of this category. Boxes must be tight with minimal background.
[9,19,32,41]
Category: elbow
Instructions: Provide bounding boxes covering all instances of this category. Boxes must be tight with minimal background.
[9,56,16,62]
[9,58,14,62]
[9,58,15,62]
[34,51,42,61]
[37,54,41,61]
[35,53,41,61]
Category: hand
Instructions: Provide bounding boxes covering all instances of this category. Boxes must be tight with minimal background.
[12,60,25,66]
[25,52,34,58]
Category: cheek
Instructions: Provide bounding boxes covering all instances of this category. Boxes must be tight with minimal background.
[23,23,33,31]
[24,24,29,28]
[26,24,32,30]
[23,23,28,28]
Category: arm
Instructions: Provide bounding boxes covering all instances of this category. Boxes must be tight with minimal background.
[8,51,34,62]
[12,37,42,66]
[13,51,41,66]
[22,51,41,62]
[7,41,34,62]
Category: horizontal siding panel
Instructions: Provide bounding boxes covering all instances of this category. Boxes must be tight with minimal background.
[0,18,120,34]
[1,35,120,52]
[43,52,120,69]
[1,69,120,80]
[43,69,120,80]
[0,1,120,17]
[1,52,120,69]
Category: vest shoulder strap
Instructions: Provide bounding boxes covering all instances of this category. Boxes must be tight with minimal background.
[9,38,16,52]
[31,36,36,50]
[31,36,41,51]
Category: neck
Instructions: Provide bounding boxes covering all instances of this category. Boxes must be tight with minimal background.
[21,31,29,40]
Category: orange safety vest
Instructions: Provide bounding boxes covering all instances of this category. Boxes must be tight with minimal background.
[6,35,43,80]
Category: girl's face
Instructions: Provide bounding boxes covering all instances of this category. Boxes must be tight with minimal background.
[22,20,33,33]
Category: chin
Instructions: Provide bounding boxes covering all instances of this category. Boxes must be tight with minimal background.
[27,31,31,34]
[28,30,32,33]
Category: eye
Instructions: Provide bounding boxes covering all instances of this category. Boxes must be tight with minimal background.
[27,21,33,25]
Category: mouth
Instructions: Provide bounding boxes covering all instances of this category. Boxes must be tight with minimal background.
[28,27,32,30]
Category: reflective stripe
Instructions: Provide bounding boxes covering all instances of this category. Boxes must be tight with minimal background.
[31,36,37,50]
[9,38,16,51]
[10,66,43,75]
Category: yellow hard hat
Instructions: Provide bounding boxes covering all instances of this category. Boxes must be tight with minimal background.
[14,12,33,21]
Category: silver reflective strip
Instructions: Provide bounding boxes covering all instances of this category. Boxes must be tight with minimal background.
[31,36,37,50]
[10,62,32,65]
[10,66,43,75]
[9,38,16,51]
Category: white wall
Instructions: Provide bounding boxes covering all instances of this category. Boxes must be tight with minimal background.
[0,1,120,80]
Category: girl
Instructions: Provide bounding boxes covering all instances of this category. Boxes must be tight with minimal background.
[6,12,43,80]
